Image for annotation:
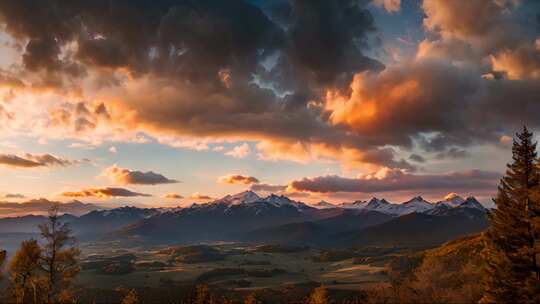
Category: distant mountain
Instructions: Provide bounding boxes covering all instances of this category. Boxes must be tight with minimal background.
[70,206,162,236]
[336,206,488,247]
[435,193,465,208]
[0,213,77,233]
[341,196,434,215]
[312,201,336,209]
[0,215,49,233]
[0,198,102,217]
[0,205,159,236]
[426,197,485,216]
[242,209,394,246]
[0,191,490,248]
[119,191,335,242]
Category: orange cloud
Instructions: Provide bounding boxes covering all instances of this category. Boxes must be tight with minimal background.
[372,0,400,13]
[62,187,151,198]
[289,168,500,194]
[103,165,178,185]
[0,153,81,168]
[225,143,251,159]
[189,193,213,201]
[218,174,260,185]
[490,43,540,80]
[164,193,184,199]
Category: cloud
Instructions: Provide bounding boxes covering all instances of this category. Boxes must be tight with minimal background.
[435,147,469,160]
[189,193,212,201]
[2,193,25,199]
[409,154,426,163]
[372,0,401,13]
[225,144,251,159]
[218,174,260,185]
[0,198,99,217]
[0,0,399,170]
[109,146,117,154]
[0,153,79,168]
[289,167,500,194]
[61,187,151,198]
[0,0,539,172]
[249,183,287,192]
[164,193,184,199]
[103,165,178,185]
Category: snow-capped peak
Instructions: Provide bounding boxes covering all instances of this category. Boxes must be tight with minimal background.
[459,197,485,210]
[398,196,434,213]
[437,193,465,208]
[313,200,335,209]
[366,197,390,208]
[217,190,261,205]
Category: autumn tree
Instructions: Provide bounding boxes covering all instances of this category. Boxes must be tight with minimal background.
[307,286,330,304]
[9,239,43,304]
[482,127,540,302]
[190,284,216,304]
[244,292,262,304]
[116,287,140,304]
[39,203,81,303]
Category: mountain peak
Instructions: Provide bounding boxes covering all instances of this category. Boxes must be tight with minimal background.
[404,196,430,205]
[444,192,464,201]
[460,197,485,210]
[313,200,335,209]
[218,190,261,205]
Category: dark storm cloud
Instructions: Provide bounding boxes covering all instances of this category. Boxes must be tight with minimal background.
[2,0,540,170]
[435,147,469,160]
[409,154,426,163]
[0,0,406,169]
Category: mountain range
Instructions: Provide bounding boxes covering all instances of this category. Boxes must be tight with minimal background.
[0,191,489,248]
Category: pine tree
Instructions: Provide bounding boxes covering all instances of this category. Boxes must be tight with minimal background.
[482,127,540,303]
[39,203,81,303]
[9,239,43,304]
[0,249,6,282]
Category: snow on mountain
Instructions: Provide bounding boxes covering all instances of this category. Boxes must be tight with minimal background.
[436,193,465,208]
[312,200,336,209]
[186,191,312,214]
[459,197,485,211]
[341,197,431,215]
[339,200,367,209]
[398,196,434,214]
[215,190,261,205]
[262,194,311,210]
[425,196,486,216]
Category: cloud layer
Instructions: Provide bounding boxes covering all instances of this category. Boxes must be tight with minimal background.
[218,174,260,185]
[62,187,151,198]
[0,153,80,168]
[0,0,538,184]
[289,168,500,194]
[103,165,178,185]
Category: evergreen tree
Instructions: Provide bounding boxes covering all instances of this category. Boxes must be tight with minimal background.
[482,127,540,303]
[39,203,81,303]
[0,249,6,282]
[9,239,43,304]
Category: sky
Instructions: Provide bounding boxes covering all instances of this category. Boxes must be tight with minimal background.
[0,0,538,207]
